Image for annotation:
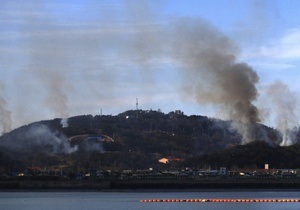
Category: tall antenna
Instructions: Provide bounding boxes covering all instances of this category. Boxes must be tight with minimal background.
[136,98,139,118]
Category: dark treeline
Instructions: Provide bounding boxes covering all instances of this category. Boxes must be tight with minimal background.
[0,110,298,174]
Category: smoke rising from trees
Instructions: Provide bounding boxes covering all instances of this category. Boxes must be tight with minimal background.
[169,18,260,143]
[0,123,105,155]
[0,81,11,134]
[3,1,295,146]
[0,123,77,154]
[267,81,298,146]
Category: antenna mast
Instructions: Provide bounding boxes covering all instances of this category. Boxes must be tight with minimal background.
[136,98,139,118]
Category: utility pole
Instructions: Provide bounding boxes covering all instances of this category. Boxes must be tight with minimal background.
[136,98,139,119]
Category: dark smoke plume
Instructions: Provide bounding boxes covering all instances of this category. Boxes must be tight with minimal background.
[169,18,260,143]
[2,2,262,144]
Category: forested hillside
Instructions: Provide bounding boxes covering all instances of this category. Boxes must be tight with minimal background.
[1,110,297,174]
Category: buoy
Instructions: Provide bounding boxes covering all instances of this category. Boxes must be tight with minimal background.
[140,198,300,203]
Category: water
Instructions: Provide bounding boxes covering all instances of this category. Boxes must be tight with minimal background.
[0,191,299,210]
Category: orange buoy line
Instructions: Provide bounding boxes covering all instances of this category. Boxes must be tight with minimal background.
[140,198,300,203]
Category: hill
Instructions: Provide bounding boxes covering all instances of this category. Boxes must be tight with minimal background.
[0,109,297,174]
[183,141,300,169]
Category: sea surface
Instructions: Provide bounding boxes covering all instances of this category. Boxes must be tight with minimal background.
[0,190,299,210]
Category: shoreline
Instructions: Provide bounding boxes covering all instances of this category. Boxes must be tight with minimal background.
[2,188,300,193]
[1,179,300,192]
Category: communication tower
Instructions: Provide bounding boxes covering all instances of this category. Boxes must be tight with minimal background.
[136,98,139,118]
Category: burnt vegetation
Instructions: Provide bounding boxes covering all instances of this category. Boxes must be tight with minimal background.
[0,110,299,174]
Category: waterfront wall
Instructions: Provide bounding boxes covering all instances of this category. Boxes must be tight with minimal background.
[0,180,111,190]
[110,179,300,189]
[1,178,300,190]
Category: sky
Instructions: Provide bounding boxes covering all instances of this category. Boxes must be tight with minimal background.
[1,0,300,132]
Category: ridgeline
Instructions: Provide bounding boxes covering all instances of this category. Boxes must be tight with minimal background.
[0,110,299,174]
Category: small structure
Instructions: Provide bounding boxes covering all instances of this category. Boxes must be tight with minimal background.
[219,167,227,175]
[159,158,169,164]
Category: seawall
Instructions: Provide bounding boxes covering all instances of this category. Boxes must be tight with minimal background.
[1,178,300,190]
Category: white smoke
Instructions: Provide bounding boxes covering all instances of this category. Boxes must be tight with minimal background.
[60,118,69,128]
[80,137,105,153]
[0,81,12,134]
[2,1,263,145]
[266,80,298,146]
[23,124,78,154]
